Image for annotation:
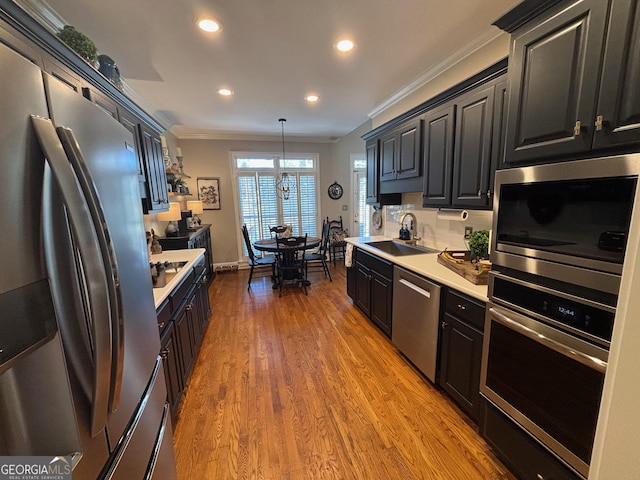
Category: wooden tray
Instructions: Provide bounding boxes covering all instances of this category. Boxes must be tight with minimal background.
[437,250,490,285]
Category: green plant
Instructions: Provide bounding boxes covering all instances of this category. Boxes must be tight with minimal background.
[468,229,489,259]
[57,25,98,64]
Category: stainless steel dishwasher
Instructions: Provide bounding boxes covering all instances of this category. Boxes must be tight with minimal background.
[392,266,441,382]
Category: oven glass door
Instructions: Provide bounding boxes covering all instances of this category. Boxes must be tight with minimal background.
[481,304,607,478]
[495,176,636,264]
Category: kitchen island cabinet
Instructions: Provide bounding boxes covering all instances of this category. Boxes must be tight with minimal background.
[152,250,210,421]
[158,225,214,284]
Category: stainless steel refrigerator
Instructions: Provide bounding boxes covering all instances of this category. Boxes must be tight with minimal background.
[0,37,178,479]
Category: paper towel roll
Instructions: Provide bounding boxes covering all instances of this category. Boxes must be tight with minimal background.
[437,209,469,221]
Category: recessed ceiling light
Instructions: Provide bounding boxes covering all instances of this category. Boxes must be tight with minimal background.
[218,88,234,96]
[305,95,319,103]
[198,18,222,33]
[336,39,354,52]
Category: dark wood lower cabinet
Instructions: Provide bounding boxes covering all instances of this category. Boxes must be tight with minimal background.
[156,258,210,420]
[352,249,393,337]
[160,320,183,414]
[438,289,485,423]
[482,400,581,480]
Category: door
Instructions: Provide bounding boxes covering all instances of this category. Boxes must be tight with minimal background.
[423,103,455,206]
[452,84,495,206]
[354,167,369,237]
[504,0,609,163]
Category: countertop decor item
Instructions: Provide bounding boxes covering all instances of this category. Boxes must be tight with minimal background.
[158,202,181,236]
[186,200,204,226]
[98,54,123,91]
[56,25,98,64]
[468,229,490,260]
[437,250,489,285]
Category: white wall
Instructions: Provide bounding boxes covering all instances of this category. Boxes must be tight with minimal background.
[378,192,492,251]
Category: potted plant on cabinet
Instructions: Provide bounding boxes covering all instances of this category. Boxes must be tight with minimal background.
[56,25,98,66]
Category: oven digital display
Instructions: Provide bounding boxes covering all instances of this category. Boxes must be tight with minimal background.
[551,301,579,321]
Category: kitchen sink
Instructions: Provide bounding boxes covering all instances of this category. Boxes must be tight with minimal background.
[150,261,188,288]
[364,240,439,257]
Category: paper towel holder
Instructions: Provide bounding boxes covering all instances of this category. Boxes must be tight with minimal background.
[437,208,469,221]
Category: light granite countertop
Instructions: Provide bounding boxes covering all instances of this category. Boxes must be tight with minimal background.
[345,236,488,302]
[149,248,205,309]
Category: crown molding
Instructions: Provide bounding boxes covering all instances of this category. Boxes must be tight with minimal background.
[169,126,339,143]
[368,27,505,119]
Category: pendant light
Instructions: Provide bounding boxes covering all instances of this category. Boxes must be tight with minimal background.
[276,118,292,200]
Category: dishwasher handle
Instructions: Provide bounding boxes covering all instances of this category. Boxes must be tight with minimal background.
[398,278,431,299]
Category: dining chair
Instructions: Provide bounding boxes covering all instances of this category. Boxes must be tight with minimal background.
[305,220,332,281]
[327,216,347,267]
[269,225,287,238]
[275,235,308,297]
[242,224,276,290]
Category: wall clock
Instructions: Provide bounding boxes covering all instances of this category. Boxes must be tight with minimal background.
[328,182,343,199]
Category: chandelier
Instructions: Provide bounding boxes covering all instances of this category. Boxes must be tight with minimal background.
[276,118,292,200]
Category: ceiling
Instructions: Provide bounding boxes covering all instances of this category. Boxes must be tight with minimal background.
[27,0,520,141]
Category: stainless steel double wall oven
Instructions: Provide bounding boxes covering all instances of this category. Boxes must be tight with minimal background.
[481,154,640,479]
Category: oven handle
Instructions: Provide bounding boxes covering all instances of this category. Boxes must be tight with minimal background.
[489,306,607,373]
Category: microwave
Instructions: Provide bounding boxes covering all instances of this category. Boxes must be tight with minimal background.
[490,154,640,297]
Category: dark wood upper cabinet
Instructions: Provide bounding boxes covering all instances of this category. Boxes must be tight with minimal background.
[366,138,380,204]
[139,123,170,213]
[380,117,423,182]
[594,0,640,149]
[452,84,495,207]
[422,103,455,206]
[396,117,422,180]
[501,0,640,164]
[422,75,505,209]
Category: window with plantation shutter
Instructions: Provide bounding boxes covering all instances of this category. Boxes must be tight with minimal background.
[233,152,319,258]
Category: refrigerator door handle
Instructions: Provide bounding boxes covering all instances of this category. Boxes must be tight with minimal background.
[32,115,114,437]
[56,126,125,413]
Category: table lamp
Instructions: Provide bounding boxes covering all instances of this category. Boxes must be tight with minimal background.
[158,202,181,237]
[186,200,204,226]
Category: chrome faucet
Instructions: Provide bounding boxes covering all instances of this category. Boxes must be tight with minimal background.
[399,212,420,241]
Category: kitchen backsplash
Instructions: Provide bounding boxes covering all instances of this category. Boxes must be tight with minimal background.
[380,192,493,251]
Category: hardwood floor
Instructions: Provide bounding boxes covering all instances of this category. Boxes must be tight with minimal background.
[172,264,515,479]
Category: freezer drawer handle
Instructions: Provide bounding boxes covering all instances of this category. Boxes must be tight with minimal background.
[399,278,431,298]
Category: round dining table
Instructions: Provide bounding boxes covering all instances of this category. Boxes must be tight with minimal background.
[253,236,321,289]
[253,236,321,253]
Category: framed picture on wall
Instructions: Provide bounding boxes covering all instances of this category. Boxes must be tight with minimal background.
[197,177,221,210]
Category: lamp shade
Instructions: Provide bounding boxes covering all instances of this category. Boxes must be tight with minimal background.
[186,200,204,214]
[157,202,181,221]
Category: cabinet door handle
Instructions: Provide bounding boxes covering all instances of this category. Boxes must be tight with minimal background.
[161,347,170,359]
[186,303,194,311]
[487,190,492,199]
[478,190,482,197]
[595,115,604,131]
[573,120,582,136]
[457,304,466,310]
[536,474,544,480]
[441,321,448,330]
[158,321,165,330]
